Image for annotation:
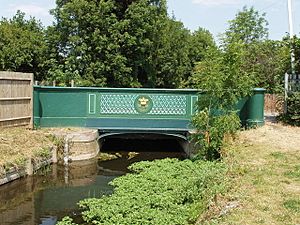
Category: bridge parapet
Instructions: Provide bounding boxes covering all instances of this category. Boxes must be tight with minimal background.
[34,86,264,132]
[34,86,199,133]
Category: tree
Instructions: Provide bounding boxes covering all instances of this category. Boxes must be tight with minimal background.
[47,0,208,88]
[223,6,268,45]
[189,42,256,159]
[243,40,290,93]
[189,28,215,66]
[220,6,291,93]
[147,18,192,88]
[48,0,126,86]
[48,0,191,87]
[291,35,300,74]
[0,11,46,80]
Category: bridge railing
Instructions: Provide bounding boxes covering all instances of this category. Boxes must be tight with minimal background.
[34,86,265,131]
[34,86,199,132]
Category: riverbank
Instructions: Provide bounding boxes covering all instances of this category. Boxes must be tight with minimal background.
[0,127,97,184]
[206,122,300,224]
[0,127,55,178]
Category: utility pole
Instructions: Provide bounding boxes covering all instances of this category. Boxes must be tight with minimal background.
[285,0,296,114]
[287,0,296,76]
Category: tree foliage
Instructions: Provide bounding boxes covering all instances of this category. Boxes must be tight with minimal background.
[189,42,256,159]
[223,6,268,45]
[290,35,300,74]
[243,40,290,93]
[278,92,300,126]
[44,0,214,87]
[0,11,46,80]
[221,6,290,93]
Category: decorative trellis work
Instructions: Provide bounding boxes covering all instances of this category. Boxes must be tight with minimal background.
[148,95,186,115]
[100,94,138,115]
[99,94,187,116]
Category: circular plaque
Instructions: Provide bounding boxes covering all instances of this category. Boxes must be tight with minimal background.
[134,95,153,114]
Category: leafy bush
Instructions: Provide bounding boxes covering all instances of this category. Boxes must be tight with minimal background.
[56,217,78,225]
[192,109,240,160]
[278,92,300,126]
[189,43,255,159]
[58,158,227,225]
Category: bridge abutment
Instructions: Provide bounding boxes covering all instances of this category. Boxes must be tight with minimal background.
[52,129,100,162]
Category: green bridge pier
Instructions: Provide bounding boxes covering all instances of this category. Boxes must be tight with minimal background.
[33,86,265,157]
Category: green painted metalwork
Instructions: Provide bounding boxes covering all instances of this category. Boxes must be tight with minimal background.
[245,88,265,127]
[33,86,199,132]
[33,86,264,132]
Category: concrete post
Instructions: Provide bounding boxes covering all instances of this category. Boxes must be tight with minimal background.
[26,158,33,176]
[52,146,58,163]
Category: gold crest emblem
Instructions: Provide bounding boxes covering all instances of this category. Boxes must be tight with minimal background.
[134,95,153,113]
[138,97,149,107]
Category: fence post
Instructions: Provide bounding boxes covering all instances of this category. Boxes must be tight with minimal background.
[29,73,34,129]
[284,73,289,114]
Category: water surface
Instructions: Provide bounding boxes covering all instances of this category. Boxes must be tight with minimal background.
[0,148,185,225]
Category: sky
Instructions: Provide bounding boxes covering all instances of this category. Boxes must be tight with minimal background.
[0,0,299,41]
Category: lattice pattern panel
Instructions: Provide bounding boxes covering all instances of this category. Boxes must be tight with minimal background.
[99,94,187,115]
[100,94,138,114]
[148,95,187,115]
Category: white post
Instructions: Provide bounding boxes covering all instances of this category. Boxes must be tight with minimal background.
[287,0,296,75]
[284,73,289,114]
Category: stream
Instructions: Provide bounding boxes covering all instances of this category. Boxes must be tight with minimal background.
[0,138,185,225]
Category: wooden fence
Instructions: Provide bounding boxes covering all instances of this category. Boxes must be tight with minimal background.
[264,94,284,115]
[0,71,33,128]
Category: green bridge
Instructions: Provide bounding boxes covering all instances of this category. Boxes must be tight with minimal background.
[34,86,264,141]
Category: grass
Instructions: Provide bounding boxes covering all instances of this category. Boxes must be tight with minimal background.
[206,123,300,225]
[0,127,54,176]
[0,126,94,177]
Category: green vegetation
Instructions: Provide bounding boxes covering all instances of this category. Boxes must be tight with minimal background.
[284,199,300,213]
[33,147,51,159]
[57,158,227,225]
[210,124,300,225]
[45,0,216,87]
[0,127,54,177]
[189,29,257,159]
[1,2,298,92]
[284,165,300,180]
[1,2,300,225]
[221,6,290,93]
[0,11,47,80]
[278,92,300,126]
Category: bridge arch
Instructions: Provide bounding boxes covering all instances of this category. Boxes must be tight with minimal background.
[98,132,188,142]
[98,131,191,155]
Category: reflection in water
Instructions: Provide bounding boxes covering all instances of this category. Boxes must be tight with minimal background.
[0,159,116,225]
[0,147,185,225]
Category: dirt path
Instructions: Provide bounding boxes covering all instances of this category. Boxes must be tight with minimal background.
[240,121,300,153]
